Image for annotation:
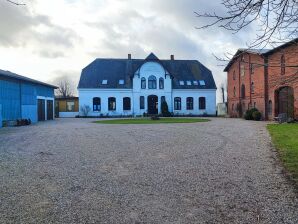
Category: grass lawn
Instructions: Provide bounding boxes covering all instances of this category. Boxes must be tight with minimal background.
[267,123,298,182]
[94,117,210,124]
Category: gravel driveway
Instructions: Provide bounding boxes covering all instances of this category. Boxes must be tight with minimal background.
[0,118,297,223]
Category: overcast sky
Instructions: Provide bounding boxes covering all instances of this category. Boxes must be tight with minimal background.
[0,0,256,101]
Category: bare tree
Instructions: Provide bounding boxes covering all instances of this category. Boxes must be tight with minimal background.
[6,0,25,5]
[195,0,298,48]
[54,77,74,97]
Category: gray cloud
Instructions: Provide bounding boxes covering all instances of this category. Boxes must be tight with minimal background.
[0,1,80,57]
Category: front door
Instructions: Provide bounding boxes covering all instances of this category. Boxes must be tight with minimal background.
[277,86,294,118]
[148,95,158,115]
[37,99,45,121]
[47,100,53,120]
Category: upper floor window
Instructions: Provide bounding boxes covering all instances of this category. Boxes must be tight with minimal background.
[141,77,146,89]
[281,55,285,75]
[199,97,206,110]
[174,97,181,110]
[241,84,246,98]
[140,96,145,109]
[186,81,191,86]
[186,97,193,110]
[193,81,198,85]
[159,77,164,89]
[179,80,185,85]
[250,63,254,74]
[123,97,131,110]
[233,71,236,80]
[119,79,124,85]
[240,65,245,76]
[93,97,101,111]
[148,75,157,89]
[251,82,255,93]
[199,80,206,86]
[108,97,116,111]
[102,80,108,85]
[67,101,75,112]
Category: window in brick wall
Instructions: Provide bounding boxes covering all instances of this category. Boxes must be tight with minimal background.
[251,82,255,93]
[268,100,272,115]
[281,55,285,75]
[241,84,246,98]
[233,70,236,80]
[250,63,254,74]
[240,64,245,76]
[233,87,236,97]
[254,102,256,108]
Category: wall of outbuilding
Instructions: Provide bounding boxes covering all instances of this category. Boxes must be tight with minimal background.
[0,77,55,124]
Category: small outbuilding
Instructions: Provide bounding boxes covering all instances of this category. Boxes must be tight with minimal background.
[0,69,57,127]
[55,96,79,118]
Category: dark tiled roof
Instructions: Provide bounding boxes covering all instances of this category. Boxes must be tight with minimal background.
[0,69,57,88]
[78,54,217,90]
[224,38,298,72]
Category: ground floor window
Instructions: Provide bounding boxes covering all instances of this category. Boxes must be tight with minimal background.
[199,97,206,110]
[67,101,75,112]
[108,97,116,110]
[93,97,101,111]
[174,97,181,110]
[140,96,145,109]
[186,97,193,110]
[123,97,131,110]
[268,100,272,115]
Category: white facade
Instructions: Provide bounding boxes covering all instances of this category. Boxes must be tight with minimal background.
[78,61,216,116]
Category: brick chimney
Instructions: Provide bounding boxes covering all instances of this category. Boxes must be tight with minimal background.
[171,55,174,60]
[128,54,131,60]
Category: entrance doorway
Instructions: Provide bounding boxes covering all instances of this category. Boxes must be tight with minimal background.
[37,99,45,121]
[47,100,54,120]
[275,86,294,118]
[147,95,158,114]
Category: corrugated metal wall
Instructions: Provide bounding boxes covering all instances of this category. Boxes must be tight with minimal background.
[0,78,54,123]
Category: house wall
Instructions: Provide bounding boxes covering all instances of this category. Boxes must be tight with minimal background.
[227,52,266,118]
[267,44,298,120]
[0,76,55,125]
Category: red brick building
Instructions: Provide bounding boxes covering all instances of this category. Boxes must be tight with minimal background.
[225,38,298,120]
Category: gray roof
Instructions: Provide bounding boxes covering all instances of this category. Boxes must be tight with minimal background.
[78,53,217,89]
[0,69,57,88]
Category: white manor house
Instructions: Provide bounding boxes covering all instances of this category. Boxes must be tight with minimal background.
[78,53,217,116]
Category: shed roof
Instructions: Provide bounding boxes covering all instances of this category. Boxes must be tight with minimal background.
[0,69,57,88]
[78,53,217,90]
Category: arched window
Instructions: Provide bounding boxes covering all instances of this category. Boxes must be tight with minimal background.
[140,96,145,109]
[233,87,236,97]
[108,97,116,111]
[268,100,272,115]
[148,75,157,89]
[251,82,255,93]
[93,97,101,111]
[199,97,206,110]
[281,55,285,75]
[241,84,246,98]
[141,77,146,89]
[233,71,236,80]
[174,97,181,110]
[159,78,164,89]
[123,97,131,110]
[186,97,193,110]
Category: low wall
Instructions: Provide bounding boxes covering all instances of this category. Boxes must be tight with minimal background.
[59,112,79,118]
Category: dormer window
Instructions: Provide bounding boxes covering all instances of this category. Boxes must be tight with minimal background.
[186,81,191,85]
[102,80,108,85]
[193,81,198,85]
[179,81,184,85]
[199,80,205,86]
[119,79,124,85]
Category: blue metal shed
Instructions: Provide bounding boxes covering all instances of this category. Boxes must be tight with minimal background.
[0,69,57,127]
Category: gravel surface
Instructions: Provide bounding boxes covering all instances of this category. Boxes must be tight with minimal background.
[0,118,297,224]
